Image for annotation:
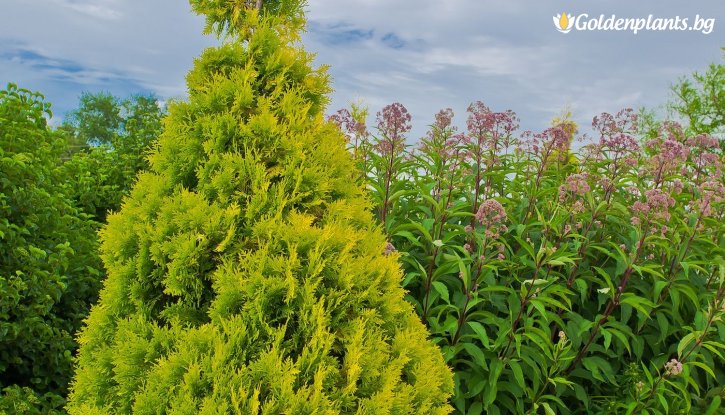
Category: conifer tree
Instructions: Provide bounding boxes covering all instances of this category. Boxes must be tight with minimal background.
[67,1,453,413]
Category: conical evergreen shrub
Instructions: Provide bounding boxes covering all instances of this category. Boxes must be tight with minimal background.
[67,1,452,413]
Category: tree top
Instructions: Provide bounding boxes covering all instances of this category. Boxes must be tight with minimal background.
[190,0,308,38]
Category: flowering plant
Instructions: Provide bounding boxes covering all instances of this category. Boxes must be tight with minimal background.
[334,102,724,414]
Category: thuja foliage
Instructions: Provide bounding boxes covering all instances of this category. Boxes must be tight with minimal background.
[0,84,101,414]
[67,1,452,413]
[332,101,724,414]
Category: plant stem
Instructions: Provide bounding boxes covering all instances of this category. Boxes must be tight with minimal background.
[565,230,647,375]
[379,144,396,225]
[500,263,542,359]
[452,261,484,345]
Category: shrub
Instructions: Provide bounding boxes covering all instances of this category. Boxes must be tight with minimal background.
[66,1,452,413]
[333,102,725,414]
[0,84,101,414]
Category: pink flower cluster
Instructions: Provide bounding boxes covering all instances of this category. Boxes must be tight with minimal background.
[383,242,396,256]
[590,110,641,165]
[647,139,689,161]
[419,109,466,166]
[377,102,412,137]
[687,133,722,175]
[660,121,685,142]
[434,108,454,131]
[329,108,367,141]
[687,133,719,150]
[521,126,570,160]
[664,358,683,376]
[559,173,591,203]
[476,199,507,227]
[375,102,411,156]
[631,189,676,225]
[465,101,519,154]
[694,180,725,218]
[644,139,690,184]
[599,133,640,156]
[626,186,641,197]
[466,101,492,133]
[646,189,676,211]
[567,173,591,194]
[592,108,638,137]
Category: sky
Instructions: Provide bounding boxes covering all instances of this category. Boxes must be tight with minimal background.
[1,0,723,141]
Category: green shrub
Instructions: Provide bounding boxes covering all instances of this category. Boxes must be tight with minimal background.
[0,84,101,414]
[67,1,452,413]
[335,102,725,414]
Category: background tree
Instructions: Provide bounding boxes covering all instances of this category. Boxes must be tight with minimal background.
[61,92,164,220]
[636,57,723,152]
[0,84,101,414]
[63,92,122,149]
[670,60,724,139]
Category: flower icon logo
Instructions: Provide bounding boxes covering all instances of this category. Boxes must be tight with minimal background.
[553,12,575,33]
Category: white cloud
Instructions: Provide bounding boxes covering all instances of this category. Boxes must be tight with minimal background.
[0,0,721,140]
[51,0,123,20]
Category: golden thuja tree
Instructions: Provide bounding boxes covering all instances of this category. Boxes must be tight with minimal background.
[66,1,452,413]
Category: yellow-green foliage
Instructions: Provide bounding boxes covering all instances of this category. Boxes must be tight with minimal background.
[67,1,452,413]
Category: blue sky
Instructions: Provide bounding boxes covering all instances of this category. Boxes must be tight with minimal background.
[1,0,723,140]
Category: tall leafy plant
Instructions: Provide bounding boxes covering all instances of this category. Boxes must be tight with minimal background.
[343,101,724,414]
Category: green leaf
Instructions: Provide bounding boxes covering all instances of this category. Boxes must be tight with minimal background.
[484,359,503,407]
[619,294,655,318]
[432,281,450,304]
[582,356,617,384]
[467,402,483,415]
[542,402,556,415]
[657,394,669,414]
[467,321,491,349]
[606,327,632,355]
[508,360,525,390]
[529,299,549,322]
[677,332,697,358]
[601,328,612,351]
[704,396,721,415]
[513,235,536,260]
[688,361,716,379]
[549,377,575,388]
[393,230,424,247]
[461,343,489,371]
